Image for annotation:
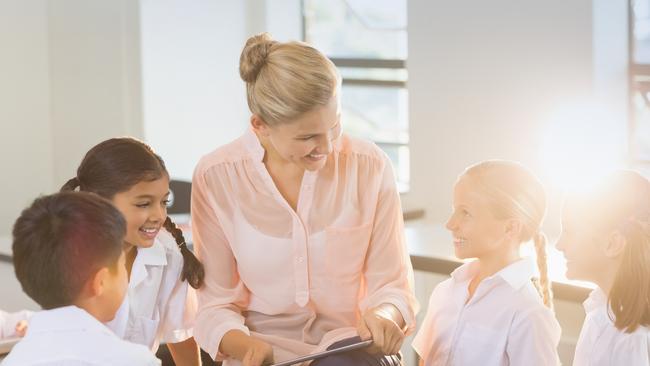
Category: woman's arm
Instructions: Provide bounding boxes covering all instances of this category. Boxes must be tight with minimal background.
[220,330,274,366]
[191,165,252,361]
[357,155,419,354]
[358,304,406,355]
[374,303,406,329]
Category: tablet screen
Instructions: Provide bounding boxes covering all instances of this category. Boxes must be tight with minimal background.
[270,339,373,366]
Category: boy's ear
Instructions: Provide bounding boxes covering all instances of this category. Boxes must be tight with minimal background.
[604,230,627,258]
[250,114,271,137]
[504,218,524,241]
[88,267,109,298]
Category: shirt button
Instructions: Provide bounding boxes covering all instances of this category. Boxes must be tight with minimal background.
[296,292,309,307]
[297,257,304,263]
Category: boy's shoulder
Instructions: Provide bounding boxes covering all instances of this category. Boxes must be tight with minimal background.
[100,335,161,365]
[3,308,160,365]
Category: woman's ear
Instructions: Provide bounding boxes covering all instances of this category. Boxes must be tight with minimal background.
[250,114,271,137]
[604,230,627,259]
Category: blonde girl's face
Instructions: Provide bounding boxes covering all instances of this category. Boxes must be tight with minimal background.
[261,95,342,172]
[556,207,609,281]
[445,176,509,260]
[110,176,170,249]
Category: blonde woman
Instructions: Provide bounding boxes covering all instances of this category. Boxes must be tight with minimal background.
[191,33,418,366]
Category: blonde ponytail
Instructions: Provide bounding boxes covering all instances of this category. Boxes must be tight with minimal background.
[533,232,553,309]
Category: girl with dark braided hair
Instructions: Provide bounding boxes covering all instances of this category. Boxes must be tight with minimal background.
[61,137,205,365]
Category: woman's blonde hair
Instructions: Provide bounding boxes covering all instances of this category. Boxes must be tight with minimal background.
[462,160,553,309]
[239,32,340,125]
[566,170,650,332]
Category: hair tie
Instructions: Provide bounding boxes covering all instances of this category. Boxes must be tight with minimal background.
[64,176,81,191]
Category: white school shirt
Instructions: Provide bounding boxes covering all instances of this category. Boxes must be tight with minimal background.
[2,306,160,366]
[573,288,650,366]
[0,310,32,339]
[106,230,196,351]
[412,258,560,366]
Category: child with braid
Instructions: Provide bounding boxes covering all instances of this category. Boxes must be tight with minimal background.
[61,137,205,365]
[412,160,560,365]
[557,171,650,365]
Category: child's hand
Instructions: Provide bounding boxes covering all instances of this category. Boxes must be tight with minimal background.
[357,305,405,356]
[14,320,28,337]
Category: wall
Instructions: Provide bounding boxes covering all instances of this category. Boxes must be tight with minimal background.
[0,0,144,236]
[0,0,54,236]
[404,0,596,233]
[140,0,303,181]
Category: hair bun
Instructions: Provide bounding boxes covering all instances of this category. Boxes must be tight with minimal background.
[239,32,276,83]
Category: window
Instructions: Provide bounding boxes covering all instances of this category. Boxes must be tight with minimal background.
[303,0,410,191]
[630,0,650,163]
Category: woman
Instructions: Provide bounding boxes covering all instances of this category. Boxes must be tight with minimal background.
[191,33,418,366]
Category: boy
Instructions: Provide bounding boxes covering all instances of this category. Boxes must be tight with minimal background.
[3,192,160,365]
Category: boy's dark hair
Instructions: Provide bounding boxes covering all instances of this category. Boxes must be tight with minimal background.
[12,192,126,309]
[60,137,204,289]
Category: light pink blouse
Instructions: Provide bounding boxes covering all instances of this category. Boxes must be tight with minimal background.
[191,129,418,364]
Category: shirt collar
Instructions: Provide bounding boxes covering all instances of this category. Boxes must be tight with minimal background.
[135,238,167,266]
[450,258,536,290]
[450,260,478,283]
[130,238,167,288]
[583,287,608,313]
[496,257,537,290]
[28,306,112,335]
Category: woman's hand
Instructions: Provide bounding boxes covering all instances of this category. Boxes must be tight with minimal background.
[357,304,405,356]
[241,338,274,366]
[221,330,274,366]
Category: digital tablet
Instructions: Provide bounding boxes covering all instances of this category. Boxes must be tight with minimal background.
[270,339,373,366]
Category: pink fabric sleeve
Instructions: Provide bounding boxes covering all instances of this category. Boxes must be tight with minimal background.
[358,155,419,333]
[191,166,251,360]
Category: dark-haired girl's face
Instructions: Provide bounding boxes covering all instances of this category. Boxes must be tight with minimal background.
[111,177,170,248]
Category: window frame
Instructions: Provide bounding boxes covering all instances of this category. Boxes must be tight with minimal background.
[628,0,650,164]
[301,0,411,190]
